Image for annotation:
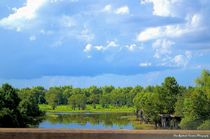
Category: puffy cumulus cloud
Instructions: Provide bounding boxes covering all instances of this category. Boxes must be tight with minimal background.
[0,0,47,31]
[95,45,104,51]
[152,39,174,58]
[162,51,192,67]
[83,44,92,53]
[140,0,210,19]
[83,40,119,53]
[103,4,112,13]
[106,40,118,48]
[115,6,129,15]
[173,54,189,67]
[141,0,178,17]
[125,44,144,52]
[84,41,145,55]
[83,40,144,54]
[139,62,152,67]
[103,4,130,15]
[138,0,210,69]
[137,27,161,42]
[137,13,203,42]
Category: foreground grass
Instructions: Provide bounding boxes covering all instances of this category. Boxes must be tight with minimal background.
[39,104,135,113]
[127,116,155,130]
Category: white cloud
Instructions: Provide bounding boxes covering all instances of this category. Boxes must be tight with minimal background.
[152,39,174,58]
[187,14,202,27]
[115,6,129,15]
[0,0,47,31]
[125,44,144,51]
[103,5,129,15]
[171,50,192,67]
[107,40,118,48]
[137,27,161,42]
[173,55,188,67]
[83,44,92,52]
[83,41,119,53]
[141,0,178,17]
[139,62,152,67]
[137,13,203,42]
[97,41,118,51]
[126,44,136,51]
[103,4,112,13]
[95,45,104,51]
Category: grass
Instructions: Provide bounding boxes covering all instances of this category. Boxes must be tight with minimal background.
[39,104,135,113]
[127,116,155,130]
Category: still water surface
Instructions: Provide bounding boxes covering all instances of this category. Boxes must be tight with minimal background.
[38,112,140,129]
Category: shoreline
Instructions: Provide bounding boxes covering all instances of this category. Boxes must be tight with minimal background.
[39,104,135,113]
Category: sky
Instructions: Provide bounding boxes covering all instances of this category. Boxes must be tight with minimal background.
[0,0,210,88]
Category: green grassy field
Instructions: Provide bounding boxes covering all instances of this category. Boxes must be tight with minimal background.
[39,104,135,113]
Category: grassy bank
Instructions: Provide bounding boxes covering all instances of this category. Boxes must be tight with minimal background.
[39,104,135,113]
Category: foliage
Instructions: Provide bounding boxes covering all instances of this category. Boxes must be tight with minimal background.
[159,77,181,114]
[45,87,63,109]
[39,104,134,113]
[0,84,43,127]
[1,69,210,129]
[178,70,210,129]
[197,120,210,130]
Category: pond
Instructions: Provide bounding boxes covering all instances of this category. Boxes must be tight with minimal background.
[38,112,154,129]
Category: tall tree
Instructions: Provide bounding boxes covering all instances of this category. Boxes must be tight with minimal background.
[0,84,43,127]
[159,77,180,114]
[45,87,63,110]
[178,70,210,129]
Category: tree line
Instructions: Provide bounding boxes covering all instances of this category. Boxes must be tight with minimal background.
[0,69,209,129]
[0,84,44,127]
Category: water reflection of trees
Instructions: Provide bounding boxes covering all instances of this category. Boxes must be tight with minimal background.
[45,113,134,127]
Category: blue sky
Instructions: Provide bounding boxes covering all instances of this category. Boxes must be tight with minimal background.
[0,0,210,88]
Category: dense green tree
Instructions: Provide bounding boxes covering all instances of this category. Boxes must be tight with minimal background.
[0,84,21,127]
[18,94,44,126]
[31,86,46,104]
[128,86,143,107]
[110,88,126,107]
[101,86,115,94]
[0,84,43,127]
[198,120,210,130]
[68,93,87,110]
[178,70,210,129]
[68,94,77,110]
[62,86,73,105]
[159,77,181,114]
[100,93,111,108]
[76,94,87,110]
[87,86,102,108]
[45,87,63,109]
[179,89,209,129]
[133,92,144,111]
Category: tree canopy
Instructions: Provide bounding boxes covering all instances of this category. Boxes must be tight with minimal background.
[0,84,44,127]
[0,69,209,129]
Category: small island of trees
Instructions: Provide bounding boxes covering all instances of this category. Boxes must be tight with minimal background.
[0,69,209,129]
